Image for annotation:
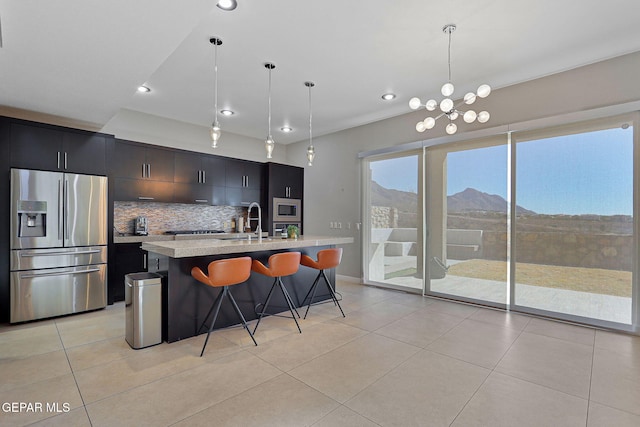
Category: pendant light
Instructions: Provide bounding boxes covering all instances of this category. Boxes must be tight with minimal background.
[409,24,491,135]
[264,62,276,159]
[305,81,315,166]
[210,37,222,148]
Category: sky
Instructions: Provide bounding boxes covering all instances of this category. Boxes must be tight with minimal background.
[370,126,633,216]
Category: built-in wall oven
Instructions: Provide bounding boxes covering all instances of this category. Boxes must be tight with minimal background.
[10,169,108,323]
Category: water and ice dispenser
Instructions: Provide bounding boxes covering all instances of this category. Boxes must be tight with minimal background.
[16,200,47,238]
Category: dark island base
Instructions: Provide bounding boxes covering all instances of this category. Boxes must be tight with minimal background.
[162,245,336,343]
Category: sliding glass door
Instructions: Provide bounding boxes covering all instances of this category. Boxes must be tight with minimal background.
[363,151,423,292]
[425,136,509,307]
[512,116,636,327]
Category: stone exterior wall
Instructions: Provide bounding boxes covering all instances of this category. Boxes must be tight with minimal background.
[371,206,398,228]
[483,231,633,271]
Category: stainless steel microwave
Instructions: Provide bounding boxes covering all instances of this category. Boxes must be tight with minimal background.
[273,197,301,222]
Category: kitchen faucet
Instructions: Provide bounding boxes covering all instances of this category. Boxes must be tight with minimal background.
[247,201,262,241]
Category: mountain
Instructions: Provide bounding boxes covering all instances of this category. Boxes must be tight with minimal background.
[447,188,535,214]
[370,183,535,215]
[371,181,417,213]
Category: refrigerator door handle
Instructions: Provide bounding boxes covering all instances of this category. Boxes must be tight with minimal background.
[64,179,69,240]
[20,268,101,279]
[58,179,64,240]
[20,249,102,257]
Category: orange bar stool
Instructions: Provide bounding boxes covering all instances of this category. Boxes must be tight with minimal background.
[191,256,256,357]
[251,252,302,334]
[300,248,345,319]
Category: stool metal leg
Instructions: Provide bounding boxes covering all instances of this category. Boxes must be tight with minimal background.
[277,277,301,333]
[253,278,278,334]
[279,281,301,318]
[200,287,226,357]
[322,270,345,317]
[302,269,345,319]
[227,289,258,346]
[198,287,225,334]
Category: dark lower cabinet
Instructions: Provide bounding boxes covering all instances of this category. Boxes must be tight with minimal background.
[110,243,146,303]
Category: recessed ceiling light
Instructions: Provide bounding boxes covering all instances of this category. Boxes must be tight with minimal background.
[137,85,151,93]
[216,0,237,10]
[381,93,396,101]
[280,126,293,133]
[220,109,234,116]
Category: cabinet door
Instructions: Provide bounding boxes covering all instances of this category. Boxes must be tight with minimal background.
[145,147,174,182]
[244,162,263,190]
[173,183,213,204]
[111,141,147,179]
[113,178,174,202]
[269,164,290,198]
[63,132,107,175]
[203,156,226,186]
[10,122,63,171]
[225,159,245,188]
[174,152,202,184]
[111,243,146,303]
[287,166,304,199]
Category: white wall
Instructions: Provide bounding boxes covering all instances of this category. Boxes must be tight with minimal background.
[288,50,640,279]
[102,108,288,164]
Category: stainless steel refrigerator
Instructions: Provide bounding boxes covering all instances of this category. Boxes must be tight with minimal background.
[10,168,108,323]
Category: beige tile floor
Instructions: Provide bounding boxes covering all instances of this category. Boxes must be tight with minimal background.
[1,280,639,426]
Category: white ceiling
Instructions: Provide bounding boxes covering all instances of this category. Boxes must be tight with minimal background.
[2,0,640,144]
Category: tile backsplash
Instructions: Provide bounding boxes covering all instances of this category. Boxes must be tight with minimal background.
[114,202,246,234]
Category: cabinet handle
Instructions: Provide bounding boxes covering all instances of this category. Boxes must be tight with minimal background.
[142,164,146,178]
[245,175,249,187]
[57,152,61,169]
[197,170,201,183]
[143,253,147,270]
[147,164,151,178]
[202,170,206,183]
[64,152,68,170]
[138,196,154,200]
[195,199,208,203]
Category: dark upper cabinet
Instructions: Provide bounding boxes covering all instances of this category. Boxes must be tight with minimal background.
[111,140,174,182]
[225,159,263,205]
[112,178,174,203]
[268,163,304,199]
[174,151,226,187]
[9,121,107,175]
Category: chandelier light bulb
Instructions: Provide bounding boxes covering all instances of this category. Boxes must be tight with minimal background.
[477,111,490,123]
[424,117,436,129]
[440,98,454,113]
[463,110,477,123]
[449,111,459,121]
[425,99,438,111]
[464,92,476,105]
[446,122,457,135]
[477,84,491,98]
[416,121,426,132]
[409,97,422,110]
[441,82,454,97]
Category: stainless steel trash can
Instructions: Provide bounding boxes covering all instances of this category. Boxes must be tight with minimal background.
[125,272,162,349]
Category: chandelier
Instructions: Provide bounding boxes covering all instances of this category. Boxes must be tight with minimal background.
[305,81,315,166]
[409,24,491,135]
[209,37,222,148]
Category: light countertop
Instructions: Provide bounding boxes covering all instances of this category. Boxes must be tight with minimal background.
[114,232,266,244]
[140,235,354,258]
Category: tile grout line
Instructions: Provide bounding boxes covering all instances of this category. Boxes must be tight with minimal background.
[54,319,94,427]
[447,316,531,426]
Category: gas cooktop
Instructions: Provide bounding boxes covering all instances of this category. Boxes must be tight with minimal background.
[164,230,225,235]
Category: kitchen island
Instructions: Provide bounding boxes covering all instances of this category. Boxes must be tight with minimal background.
[141,236,353,342]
